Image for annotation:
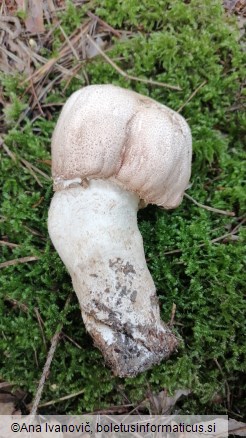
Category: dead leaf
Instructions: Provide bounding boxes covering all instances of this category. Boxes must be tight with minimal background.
[0,402,15,415]
[15,0,25,10]
[229,419,246,437]
[0,15,21,39]
[143,388,191,414]
[0,393,20,415]
[85,36,107,58]
[16,0,45,33]
[224,0,239,11]
[38,159,52,166]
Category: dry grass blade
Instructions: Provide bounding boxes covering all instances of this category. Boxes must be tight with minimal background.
[30,294,72,415]
[0,136,17,161]
[30,331,61,415]
[214,358,231,408]
[163,249,182,255]
[23,0,45,34]
[22,20,91,89]
[0,45,26,71]
[86,34,182,91]
[169,303,177,326]
[30,80,45,116]
[0,240,19,248]
[5,297,29,313]
[87,11,122,37]
[62,332,83,350]
[34,307,47,350]
[37,389,85,408]
[30,74,63,115]
[163,218,244,255]
[21,159,43,187]
[1,136,50,184]
[0,256,40,269]
[20,158,51,181]
[0,382,13,390]
[59,25,80,60]
[184,192,235,216]
[178,80,207,112]
[0,15,21,39]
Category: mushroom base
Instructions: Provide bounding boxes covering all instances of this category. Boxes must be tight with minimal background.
[48,179,178,377]
[83,313,178,377]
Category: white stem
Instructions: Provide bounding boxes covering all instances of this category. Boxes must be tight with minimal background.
[48,179,178,377]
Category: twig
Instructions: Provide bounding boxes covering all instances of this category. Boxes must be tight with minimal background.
[30,331,61,415]
[0,240,19,248]
[62,332,83,350]
[177,80,207,113]
[86,34,181,91]
[31,74,63,115]
[0,256,39,269]
[37,388,85,408]
[22,56,81,89]
[59,25,80,60]
[229,217,246,233]
[0,137,16,161]
[34,308,47,350]
[22,21,91,89]
[24,225,44,238]
[0,45,26,70]
[184,192,235,216]
[209,230,241,244]
[63,63,84,90]
[1,136,50,183]
[6,297,29,313]
[0,15,21,39]
[163,249,182,256]
[0,382,13,390]
[41,102,64,107]
[6,297,47,350]
[169,303,176,326]
[32,196,44,208]
[30,294,72,415]
[30,79,45,116]
[21,158,43,187]
[214,358,231,408]
[20,158,51,181]
[163,218,244,255]
[86,11,121,38]
[90,404,134,415]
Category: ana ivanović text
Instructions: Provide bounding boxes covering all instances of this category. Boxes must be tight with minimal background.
[17,421,217,434]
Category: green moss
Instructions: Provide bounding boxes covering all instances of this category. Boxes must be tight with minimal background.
[0,0,245,416]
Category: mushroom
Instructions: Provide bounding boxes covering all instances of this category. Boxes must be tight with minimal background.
[48,84,192,377]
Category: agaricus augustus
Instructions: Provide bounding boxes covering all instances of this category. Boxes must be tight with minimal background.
[48,84,192,377]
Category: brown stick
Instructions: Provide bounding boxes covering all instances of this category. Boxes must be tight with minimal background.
[36,389,85,409]
[86,11,121,38]
[86,34,182,91]
[184,192,235,216]
[0,240,19,248]
[178,80,207,113]
[0,256,39,269]
[30,295,72,415]
[163,218,244,255]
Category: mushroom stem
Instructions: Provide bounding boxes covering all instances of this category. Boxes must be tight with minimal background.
[48,179,178,377]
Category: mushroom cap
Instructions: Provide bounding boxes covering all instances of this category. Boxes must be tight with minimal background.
[52,84,192,208]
